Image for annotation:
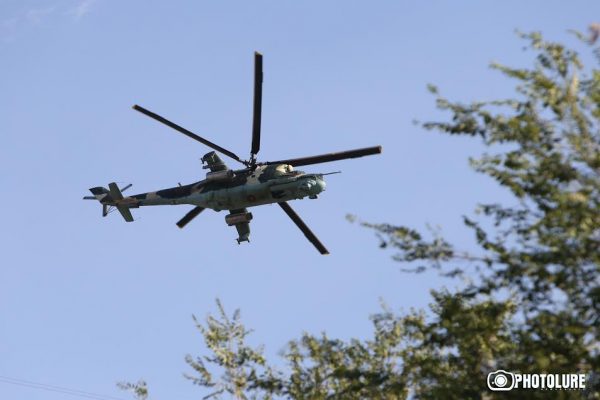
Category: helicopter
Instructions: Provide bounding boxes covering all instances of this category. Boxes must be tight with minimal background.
[84,52,382,254]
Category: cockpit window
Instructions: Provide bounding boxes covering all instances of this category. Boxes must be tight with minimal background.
[274,164,301,177]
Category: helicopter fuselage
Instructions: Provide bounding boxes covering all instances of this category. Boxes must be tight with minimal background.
[121,164,326,212]
[85,51,381,253]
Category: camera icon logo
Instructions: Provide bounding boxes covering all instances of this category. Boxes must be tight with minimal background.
[487,370,515,391]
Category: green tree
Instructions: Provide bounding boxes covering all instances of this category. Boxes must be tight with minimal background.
[121,32,599,400]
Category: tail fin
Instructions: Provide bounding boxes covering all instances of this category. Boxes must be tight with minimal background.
[108,183,134,222]
[116,205,134,222]
[84,186,109,200]
[83,183,134,222]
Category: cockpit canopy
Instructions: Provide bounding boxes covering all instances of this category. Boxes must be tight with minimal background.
[274,164,303,177]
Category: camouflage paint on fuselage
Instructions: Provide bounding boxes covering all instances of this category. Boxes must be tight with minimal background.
[125,164,326,212]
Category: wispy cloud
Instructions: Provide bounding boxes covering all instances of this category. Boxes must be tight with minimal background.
[25,6,57,24]
[1,5,58,42]
[70,0,97,20]
[0,0,99,43]
[0,6,53,42]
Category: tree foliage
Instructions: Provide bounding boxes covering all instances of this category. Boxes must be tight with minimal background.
[122,32,600,399]
[358,31,600,398]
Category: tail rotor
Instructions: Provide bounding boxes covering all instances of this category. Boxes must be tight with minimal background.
[83,183,134,222]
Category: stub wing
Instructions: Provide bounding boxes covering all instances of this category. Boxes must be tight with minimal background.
[225,209,253,243]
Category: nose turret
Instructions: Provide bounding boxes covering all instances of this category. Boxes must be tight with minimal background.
[315,177,326,193]
[298,175,326,196]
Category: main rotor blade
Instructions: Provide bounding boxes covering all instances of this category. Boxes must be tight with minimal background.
[176,206,205,228]
[133,104,245,164]
[251,52,263,159]
[265,146,382,167]
[278,202,329,255]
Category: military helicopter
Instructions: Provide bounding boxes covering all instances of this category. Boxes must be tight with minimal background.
[84,52,381,254]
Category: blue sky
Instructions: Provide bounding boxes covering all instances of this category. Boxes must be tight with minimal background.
[1,1,596,399]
